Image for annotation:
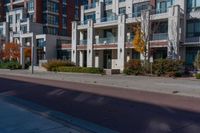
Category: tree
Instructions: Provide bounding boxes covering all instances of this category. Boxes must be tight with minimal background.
[133,24,145,55]
[194,51,200,70]
[132,10,163,65]
[2,42,20,61]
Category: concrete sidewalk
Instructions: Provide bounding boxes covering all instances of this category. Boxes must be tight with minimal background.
[0,69,200,98]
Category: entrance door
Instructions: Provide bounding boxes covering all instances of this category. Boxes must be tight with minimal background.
[103,50,112,69]
[83,51,87,67]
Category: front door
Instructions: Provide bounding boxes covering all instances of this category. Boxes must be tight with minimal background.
[103,50,112,69]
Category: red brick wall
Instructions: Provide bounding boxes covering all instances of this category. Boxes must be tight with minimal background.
[35,0,43,23]
[58,0,63,35]
[66,1,76,36]
[0,1,5,22]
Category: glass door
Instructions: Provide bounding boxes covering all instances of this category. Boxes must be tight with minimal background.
[103,50,112,69]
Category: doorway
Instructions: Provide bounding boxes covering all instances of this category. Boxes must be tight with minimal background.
[103,50,112,69]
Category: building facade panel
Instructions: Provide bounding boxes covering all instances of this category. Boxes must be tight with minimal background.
[70,0,200,71]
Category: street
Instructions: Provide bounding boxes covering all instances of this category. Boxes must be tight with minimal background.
[0,75,200,133]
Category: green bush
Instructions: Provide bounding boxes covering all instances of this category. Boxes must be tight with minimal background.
[0,61,22,70]
[54,67,104,74]
[196,73,200,79]
[42,59,75,71]
[124,59,143,75]
[153,59,184,77]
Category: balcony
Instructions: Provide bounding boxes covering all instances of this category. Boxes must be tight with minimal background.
[152,8,168,15]
[97,15,118,23]
[84,3,96,10]
[95,37,117,44]
[79,40,87,45]
[186,37,200,43]
[152,33,168,41]
[105,0,112,5]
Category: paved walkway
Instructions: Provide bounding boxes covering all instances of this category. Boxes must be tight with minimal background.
[0,92,117,133]
[0,69,200,98]
[0,96,82,133]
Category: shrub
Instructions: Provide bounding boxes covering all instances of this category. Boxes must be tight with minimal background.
[124,59,143,75]
[42,59,75,71]
[7,61,22,70]
[196,73,200,79]
[0,61,22,70]
[54,67,104,74]
[153,59,184,76]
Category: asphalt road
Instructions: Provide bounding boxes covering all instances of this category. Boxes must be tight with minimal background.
[0,75,200,133]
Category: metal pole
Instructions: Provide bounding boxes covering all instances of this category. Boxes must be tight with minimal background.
[31,40,34,74]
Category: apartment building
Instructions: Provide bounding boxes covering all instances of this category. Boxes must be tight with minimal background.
[66,0,200,71]
[0,0,79,66]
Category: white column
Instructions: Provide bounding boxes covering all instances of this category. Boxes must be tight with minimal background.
[117,15,126,71]
[71,21,78,64]
[87,20,94,67]
[112,0,119,15]
[81,6,84,22]
[96,2,103,23]
[95,51,99,68]
[126,0,133,16]
[168,5,180,59]
[79,51,83,67]
[80,31,84,41]
[141,10,150,61]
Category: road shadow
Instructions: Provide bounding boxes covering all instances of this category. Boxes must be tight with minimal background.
[0,77,200,133]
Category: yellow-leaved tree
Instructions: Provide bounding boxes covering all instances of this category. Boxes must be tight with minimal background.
[133,24,145,54]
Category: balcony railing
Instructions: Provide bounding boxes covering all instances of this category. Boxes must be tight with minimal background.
[151,9,168,15]
[186,37,200,43]
[96,37,117,44]
[127,12,142,19]
[152,33,168,40]
[97,15,118,23]
[79,40,87,45]
[84,3,96,10]
[105,0,112,5]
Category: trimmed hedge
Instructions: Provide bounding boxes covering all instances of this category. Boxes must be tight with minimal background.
[0,61,22,70]
[53,66,104,74]
[42,59,75,71]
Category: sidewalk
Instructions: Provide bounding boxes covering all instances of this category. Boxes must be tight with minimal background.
[0,69,200,98]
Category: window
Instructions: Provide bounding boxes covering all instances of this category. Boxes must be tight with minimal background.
[133,2,149,17]
[9,15,12,23]
[28,0,34,11]
[187,19,200,37]
[187,0,200,12]
[119,7,126,14]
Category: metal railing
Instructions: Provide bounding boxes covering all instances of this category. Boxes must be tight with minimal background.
[96,37,117,44]
[151,9,168,15]
[186,37,200,43]
[152,33,168,40]
[97,15,118,23]
[79,40,87,45]
[84,3,96,10]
